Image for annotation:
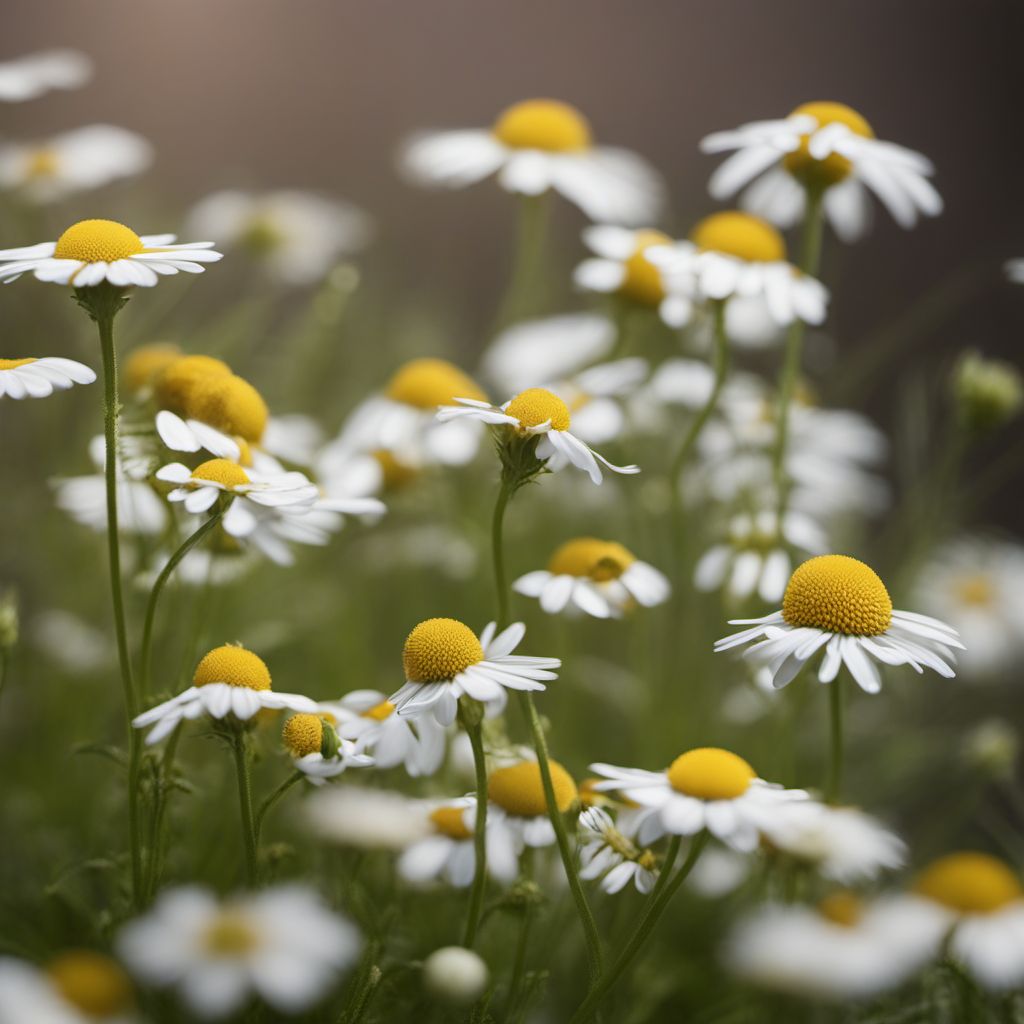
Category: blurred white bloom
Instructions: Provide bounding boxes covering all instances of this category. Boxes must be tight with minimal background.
[358,525,477,580]
[1006,259,1024,284]
[0,356,94,400]
[261,414,324,468]
[962,719,1018,778]
[138,546,256,589]
[547,358,648,446]
[578,806,657,894]
[32,610,112,675]
[118,885,360,1018]
[402,98,665,225]
[305,785,431,851]
[486,758,578,851]
[422,947,489,1005]
[0,50,91,102]
[686,845,750,898]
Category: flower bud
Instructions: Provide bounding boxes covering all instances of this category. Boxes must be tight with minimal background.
[962,719,1018,779]
[953,350,1023,434]
[422,946,489,1005]
[0,589,18,651]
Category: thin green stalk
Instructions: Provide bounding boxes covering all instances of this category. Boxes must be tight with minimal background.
[507,850,536,1020]
[491,481,512,627]
[568,833,709,1023]
[144,724,182,902]
[0,650,7,703]
[494,194,549,331]
[461,714,489,948]
[254,770,304,847]
[826,677,844,804]
[231,730,258,885]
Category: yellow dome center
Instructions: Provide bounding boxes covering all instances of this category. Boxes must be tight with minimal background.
[123,343,181,394]
[620,229,671,306]
[372,450,418,490]
[915,852,1024,914]
[182,373,269,443]
[818,891,864,928]
[506,387,571,431]
[47,951,133,1017]
[385,357,487,410]
[27,147,60,179]
[493,99,592,152]
[430,805,474,840]
[667,747,755,800]
[54,219,144,263]
[362,699,395,721]
[690,211,786,264]
[202,912,261,956]
[782,101,875,188]
[154,354,233,412]
[192,458,250,489]
[194,644,272,691]
[548,537,636,581]
[282,713,324,757]
[403,618,484,683]
[0,357,37,370]
[954,573,994,608]
[783,555,893,636]
[488,759,578,817]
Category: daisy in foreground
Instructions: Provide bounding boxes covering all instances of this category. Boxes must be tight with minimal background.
[438,387,639,484]
[715,555,963,692]
[117,885,360,1018]
[591,746,811,851]
[0,356,94,399]
[390,619,560,725]
[514,536,670,618]
[701,101,942,240]
[133,645,320,745]
[401,98,665,225]
[0,218,222,288]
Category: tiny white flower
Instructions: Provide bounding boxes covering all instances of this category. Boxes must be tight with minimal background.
[578,806,657,895]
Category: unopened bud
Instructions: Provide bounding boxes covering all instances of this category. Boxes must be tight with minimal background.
[953,350,1023,434]
[422,946,489,1005]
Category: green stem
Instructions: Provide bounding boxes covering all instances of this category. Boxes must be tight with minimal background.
[144,724,182,902]
[231,730,258,884]
[826,677,844,804]
[491,481,512,627]
[507,851,536,1019]
[461,714,489,948]
[568,833,709,1023]
[254,770,304,847]
[494,194,549,332]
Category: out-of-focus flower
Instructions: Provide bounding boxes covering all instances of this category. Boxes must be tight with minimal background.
[31,610,111,674]
[0,50,91,102]
[304,785,431,851]
[0,356,94,400]
[952,350,1023,435]
[487,758,578,850]
[578,806,657,894]
[1006,258,1024,284]
[422,947,489,1005]
[961,719,1018,779]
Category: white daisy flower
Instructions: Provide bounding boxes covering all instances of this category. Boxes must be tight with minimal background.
[514,536,669,619]
[401,98,665,225]
[304,785,432,851]
[715,555,964,693]
[132,645,320,745]
[0,355,94,400]
[546,358,649,447]
[398,796,519,888]
[590,747,811,852]
[280,713,374,785]
[486,758,579,851]
[322,689,446,777]
[578,806,657,895]
[701,102,942,241]
[137,546,256,590]
[438,387,639,484]
[694,509,828,604]
[1006,259,1024,284]
[0,218,222,288]
[389,618,560,726]
[0,50,91,102]
[0,125,152,202]
[573,226,693,328]
[117,884,360,1018]
[724,891,946,1000]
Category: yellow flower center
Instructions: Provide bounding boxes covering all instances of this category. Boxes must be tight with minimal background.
[372,450,418,490]
[240,216,285,255]
[0,357,37,370]
[690,211,786,264]
[506,387,571,432]
[667,747,756,800]
[154,354,233,413]
[191,458,250,489]
[488,759,578,817]
[193,644,272,691]
[123,342,181,394]
[548,537,636,582]
[403,618,484,683]
[282,713,324,757]
[430,805,474,840]
[782,101,875,188]
[493,99,592,152]
[782,555,893,636]
[578,777,607,808]
[915,852,1024,914]
[362,699,395,721]
[54,219,144,263]
[202,911,261,956]
[954,573,994,608]
[26,147,60,179]
[818,891,864,928]
[182,373,269,443]
[619,229,671,306]
[385,357,487,410]
[46,951,133,1018]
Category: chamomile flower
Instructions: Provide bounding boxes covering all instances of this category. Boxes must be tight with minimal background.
[514,537,670,618]
[117,885,360,1018]
[578,806,658,894]
[487,758,579,849]
[390,619,560,725]
[132,645,320,745]
[0,50,91,102]
[0,126,152,202]
[398,797,519,887]
[0,356,94,400]
[304,785,432,851]
[591,747,811,852]
[715,555,964,693]
[545,359,649,446]
[0,219,222,288]
[438,387,639,484]
[280,713,374,785]
[401,98,665,225]
[574,226,693,327]
[701,102,942,241]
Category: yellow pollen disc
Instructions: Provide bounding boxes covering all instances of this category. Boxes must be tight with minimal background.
[818,891,864,927]
[192,458,250,488]
[373,449,418,489]
[182,373,269,443]
[54,219,144,263]
[282,713,324,757]
[506,387,571,432]
[493,99,592,152]
[783,555,893,636]
[638,849,657,871]
[430,805,474,840]
[123,343,181,393]
[782,101,874,188]
[488,759,578,817]
[155,354,233,413]
[194,644,272,691]
[385,358,487,410]
[402,618,484,683]
[915,852,1024,914]
[619,229,671,306]
[202,912,261,955]
[46,951,133,1017]
[548,537,636,582]
[362,699,395,721]
[667,747,755,800]
[955,574,994,607]
[690,211,786,264]
[27,147,60,179]
[578,777,607,808]
[0,357,37,370]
